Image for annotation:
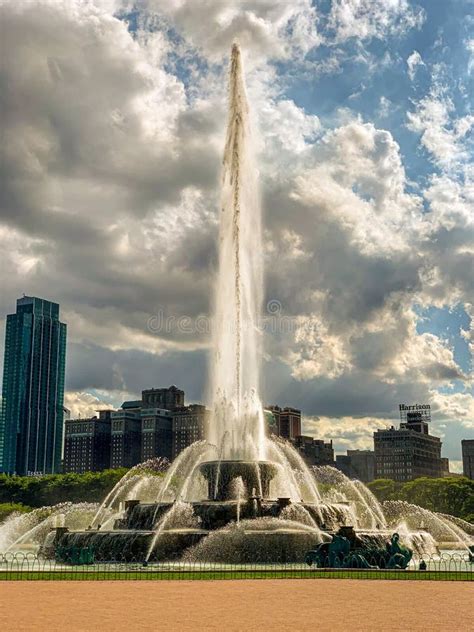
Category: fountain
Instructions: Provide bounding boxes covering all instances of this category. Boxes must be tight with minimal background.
[1,44,472,567]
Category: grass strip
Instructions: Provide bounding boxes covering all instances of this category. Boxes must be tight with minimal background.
[0,570,472,581]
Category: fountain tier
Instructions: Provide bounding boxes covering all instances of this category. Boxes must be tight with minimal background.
[199,460,278,500]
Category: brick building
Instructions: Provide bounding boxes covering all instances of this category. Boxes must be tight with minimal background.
[266,405,301,440]
[63,410,112,473]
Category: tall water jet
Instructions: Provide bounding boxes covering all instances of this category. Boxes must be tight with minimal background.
[209,43,265,461]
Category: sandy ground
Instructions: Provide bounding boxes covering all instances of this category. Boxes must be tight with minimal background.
[0,579,473,632]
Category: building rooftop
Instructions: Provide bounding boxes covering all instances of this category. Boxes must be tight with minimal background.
[121,400,142,409]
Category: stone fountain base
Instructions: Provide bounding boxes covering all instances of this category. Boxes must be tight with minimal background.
[50,497,390,563]
[49,458,411,564]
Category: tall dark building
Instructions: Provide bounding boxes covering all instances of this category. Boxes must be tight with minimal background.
[374,404,442,482]
[462,440,474,479]
[293,435,334,466]
[107,389,186,468]
[0,297,67,475]
[336,450,375,482]
[110,405,142,469]
[172,405,209,459]
[140,387,181,462]
[63,410,112,473]
[141,406,173,462]
[266,405,301,440]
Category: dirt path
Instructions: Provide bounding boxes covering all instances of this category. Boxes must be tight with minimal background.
[1,579,472,632]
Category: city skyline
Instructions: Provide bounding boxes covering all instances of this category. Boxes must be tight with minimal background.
[0,291,470,471]
[59,377,459,481]
[0,1,472,471]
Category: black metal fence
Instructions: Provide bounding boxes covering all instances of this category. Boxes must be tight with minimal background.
[0,552,472,581]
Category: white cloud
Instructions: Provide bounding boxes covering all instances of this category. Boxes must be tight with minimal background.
[466,38,474,75]
[377,96,393,119]
[258,99,321,157]
[407,50,425,81]
[350,305,465,382]
[288,315,352,380]
[461,303,474,370]
[417,171,474,309]
[303,415,390,452]
[448,460,463,474]
[407,94,474,169]
[328,0,425,43]
[430,391,474,430]
[423,172,474,231]
[292,121,422,255]
[64,391,113,419]
[262,119,469,395]
[0,0,220,347]
[137,0,320,62]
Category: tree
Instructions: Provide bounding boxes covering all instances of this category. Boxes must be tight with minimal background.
[366,479,402,502]
[368,476,474,523]
[0,469,128,508]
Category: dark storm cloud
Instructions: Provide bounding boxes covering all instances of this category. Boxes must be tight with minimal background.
[262,357,427,418]
[0,2,227,356]
[265,193,422,326]
[0,2,220,223]
[67,342,208,403]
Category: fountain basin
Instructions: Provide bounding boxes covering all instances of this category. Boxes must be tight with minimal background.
[199,460,278,500]
[184,517,328,563]
[54,528,209,562]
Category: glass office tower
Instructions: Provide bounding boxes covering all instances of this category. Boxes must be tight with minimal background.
[0,297,67,474]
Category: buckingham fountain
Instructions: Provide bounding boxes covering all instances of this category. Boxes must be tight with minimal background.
[1,45,473,568]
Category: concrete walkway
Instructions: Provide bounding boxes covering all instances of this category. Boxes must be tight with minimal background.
[1,579,473,631]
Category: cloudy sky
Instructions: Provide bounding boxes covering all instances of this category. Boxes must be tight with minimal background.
[1,0,473,469]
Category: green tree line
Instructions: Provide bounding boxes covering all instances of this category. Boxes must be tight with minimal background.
[0,471,472,525]
[0,469,127,517]
[367,476,474,523]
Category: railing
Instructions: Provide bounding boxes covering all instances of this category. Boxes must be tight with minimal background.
[0,552,472,581]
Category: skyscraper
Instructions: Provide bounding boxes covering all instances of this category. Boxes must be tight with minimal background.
[0,296,67,475]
